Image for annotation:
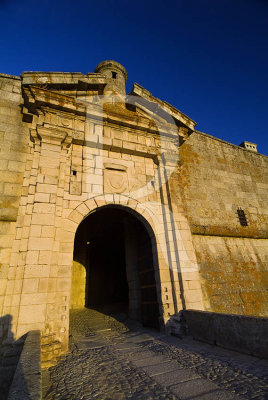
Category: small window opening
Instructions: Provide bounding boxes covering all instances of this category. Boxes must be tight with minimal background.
[112,71,117,79]
[72,170,77,176]
[237,208,248,226]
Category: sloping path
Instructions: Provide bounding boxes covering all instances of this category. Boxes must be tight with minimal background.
[42,308,268,400]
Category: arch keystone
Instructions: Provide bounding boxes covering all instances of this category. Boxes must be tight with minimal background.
[104,194,114,203]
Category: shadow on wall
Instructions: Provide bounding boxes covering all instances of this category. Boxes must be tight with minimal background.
[0,315,26,400]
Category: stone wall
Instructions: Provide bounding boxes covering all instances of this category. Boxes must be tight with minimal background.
[0,74,28,335]
[178,131,268,237]
[70,261,86,309]
[177,132,268,315]
[192,236,268,315]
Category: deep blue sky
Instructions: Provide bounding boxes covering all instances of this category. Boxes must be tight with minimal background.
[1,0,267,155]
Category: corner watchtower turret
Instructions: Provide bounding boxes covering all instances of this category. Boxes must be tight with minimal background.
[94,60,127,96]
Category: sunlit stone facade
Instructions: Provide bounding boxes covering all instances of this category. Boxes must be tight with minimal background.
[0,61,267,366]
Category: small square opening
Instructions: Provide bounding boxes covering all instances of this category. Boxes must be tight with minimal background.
[112,71,117,79]
[237,208,248,226]
[72,170,77,176]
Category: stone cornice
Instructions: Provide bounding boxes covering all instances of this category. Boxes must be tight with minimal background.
[23,86,87,114]
[129,83,196,131]
[0,73,20,80]
[21,71,106,86]
[22,86,186,141]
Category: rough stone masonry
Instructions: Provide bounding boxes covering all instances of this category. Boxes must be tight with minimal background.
[0,60,267,366]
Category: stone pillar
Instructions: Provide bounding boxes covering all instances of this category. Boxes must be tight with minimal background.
[6,125,72,364]
[157,152,204,321]
[156,154,182,321]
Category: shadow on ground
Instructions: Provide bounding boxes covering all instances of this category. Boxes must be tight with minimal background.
[0,315,26,400]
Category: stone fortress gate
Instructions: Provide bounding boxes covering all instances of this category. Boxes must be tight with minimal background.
[0,60,267,365]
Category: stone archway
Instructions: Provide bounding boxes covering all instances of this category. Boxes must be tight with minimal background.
[13,191,205,361]
[70,204,161,329]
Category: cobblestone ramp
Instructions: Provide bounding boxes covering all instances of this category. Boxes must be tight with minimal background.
[42,308,268,400]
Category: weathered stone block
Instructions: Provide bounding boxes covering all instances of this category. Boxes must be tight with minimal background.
[22,279,39,294]
[18,305,46,324]
[28,237,53,251]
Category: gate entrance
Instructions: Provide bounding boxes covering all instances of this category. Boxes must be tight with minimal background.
[71,206,160,329]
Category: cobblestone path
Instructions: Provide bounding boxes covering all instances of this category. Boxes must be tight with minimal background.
[42,308,268,400]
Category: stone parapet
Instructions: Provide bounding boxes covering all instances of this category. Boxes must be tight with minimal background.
[184,310,268,359]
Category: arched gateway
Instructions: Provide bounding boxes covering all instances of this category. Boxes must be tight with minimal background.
[1,60,205,367]
[71,205,161,329]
